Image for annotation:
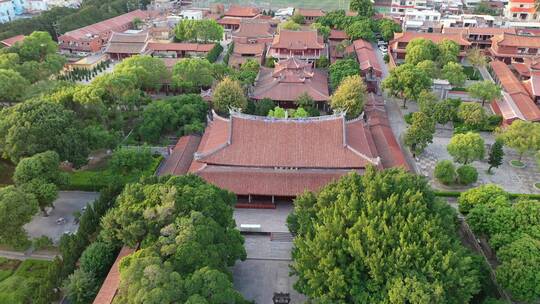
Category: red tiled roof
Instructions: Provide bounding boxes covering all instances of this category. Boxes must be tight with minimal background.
[233,20,273,38]
[510,6,536,13]
[391,31,471,46]
[0,35,25,47]
[104,32,149,54]
[159,135,201,176]
[251,58,330,102]
[233,42,265,54]
[271,30,325,50]
[443,27,516,36]
[512,62,531,77]
[491,33,540,48]
[193,112,380,169]
[329,30,348,40]
[217,17,242,26]
[92,246,135,304]
[350,39,382,74]
[60,10,148,40]
[295,8,325,17]
[225,5,260,18]
[490,60,540,122]
[147,42,215,52]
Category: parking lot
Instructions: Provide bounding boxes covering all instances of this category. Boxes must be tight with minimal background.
[24,191,100,244]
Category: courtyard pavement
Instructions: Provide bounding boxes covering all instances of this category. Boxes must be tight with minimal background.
[24,191,100,244]
[233,203,292,233]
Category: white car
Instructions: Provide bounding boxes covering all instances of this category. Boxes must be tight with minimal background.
[378,45,388,52]
[377,40,387,46]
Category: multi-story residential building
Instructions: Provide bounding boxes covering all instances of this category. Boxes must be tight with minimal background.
[402,9,441,31]
[0,0,15,23]
[58,9,148,55]
[390,0,427,16]
[268,30,326,63]
[504,0,539,22]
[388,32,471,64]
[489,33,540,63]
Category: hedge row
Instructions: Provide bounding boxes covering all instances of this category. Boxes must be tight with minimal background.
[435,191,540,200]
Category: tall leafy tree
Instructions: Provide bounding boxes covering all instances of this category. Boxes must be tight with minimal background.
[442,62,467,87]
[0,99,89,165]
[114,55,169,91]
[497,120,540,161]
[458,102,487,129]
[0,186,39,248]
[0,69,29,103]
[467,81,501,107]
[212,77,247,115]
[382,63,432,107]
[404,38,439,65]
[487,140,504,173]
[330,75,367,118]
[467,48,487,79]
[63,269,100,304]
[174,19,223,42]
[404,111,436,156]
[172,58,214,92]
[329,58,360,89]
[416,60,437,79]
[349,0,375,17]
[378,18,401,42]
[437,39,460,67]
[345,19,375,41]
[288,167,482,303]
[447,132,485,164]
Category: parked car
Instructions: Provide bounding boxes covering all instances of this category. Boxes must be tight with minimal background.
[377,40,387,46]
[378,45,388,52]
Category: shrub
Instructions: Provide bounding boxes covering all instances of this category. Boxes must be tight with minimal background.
[109,147,153,175]
[33,236,53,250]
[487,114,503,127]
[404,112,414,124]
[80,242,117,278]
[456,165,478,185]
[434,160,456,185]
[205,43,223,63]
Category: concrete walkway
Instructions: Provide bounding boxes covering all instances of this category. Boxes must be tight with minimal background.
[0,249,56,261]
[478,66,494,83]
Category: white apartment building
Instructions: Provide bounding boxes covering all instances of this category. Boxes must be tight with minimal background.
[391,0,428,16]
[504,0,540,22]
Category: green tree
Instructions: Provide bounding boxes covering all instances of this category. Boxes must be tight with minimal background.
[0,69,30,103]
[487,140,504,173]
[109,147,153,175]
[292,107,309,118]
[457,164,478,185]
[14,150,64,185]
[433,99,459,124]
[416,60,437,79]
[417,90,438,116]
[311,22,331,40]
[442,62,467,87]
[329,58,360,89]
[184,267,248,304]
[496,234,540,302]
[279,20,301,31]
[291,11,305,24]
[345,19,375,41]
[405,38,439,65]
[14,31,57,62]
[172,58,214,92]
[330,75,366,118]
[294,92,314,108]
[467,81,501,107]
[467,48,487,79]
[457,184,508,214]
[434,160,456,185]
[80,242,118,278]
[404,111,436,156]
[498,120,540,161]
[0,186,39,248]
[0,99,89,166]
[288,167,482,303]
[0,53,20,70]
[114,55,169,91]
[378,18,402,42]
[349,0,375,17]
[254,98,275,116]
[268,106,287,118]
[458,102,487,129]
[437,39,460,67]
[212,77,247,115]
[447,132,485,164]
[382,63,432,107]
[63,269,100,304]
[174,19,223,42]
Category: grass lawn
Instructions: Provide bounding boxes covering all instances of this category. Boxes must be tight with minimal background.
[202,0,350,10]
[510,160,526,168]
[63,155,163,191]
[0,158,14,187]
[463,66,483,81]
[0,259,51,303]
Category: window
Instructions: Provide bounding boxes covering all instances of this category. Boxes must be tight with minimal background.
[517,47,526,54]
[513,13,518,17]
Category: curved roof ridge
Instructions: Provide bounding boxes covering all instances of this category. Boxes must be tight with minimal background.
[229,110,345,122]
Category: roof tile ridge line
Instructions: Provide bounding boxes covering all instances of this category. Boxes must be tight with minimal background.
[346,143,381,166]
[193,112,231,161]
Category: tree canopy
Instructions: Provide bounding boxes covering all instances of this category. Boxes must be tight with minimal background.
[382,63,432,107]
[330,75,367,118]
[329,59,360,89]
[345,19,375,41]
[447,132,485,164]
[0,69,30,103]
[212,77,247,115]
[114,55,169,91]
[404,111,436,155]
[0,186,39,248]
[467,81,501,107]
[442,62,467,87]
[497,120,540,161]
[288,167,483,303]
[172,58,214,92]
[349,0,375,17]
[174,19,223,42]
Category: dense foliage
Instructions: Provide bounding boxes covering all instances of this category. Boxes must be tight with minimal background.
[459,185,540,302]
[329,59,360,90]
[174,19,223,43]
[288,167,483,303]
[98,175,248,303]
[0,186,38,248]
[330,75,367,118]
